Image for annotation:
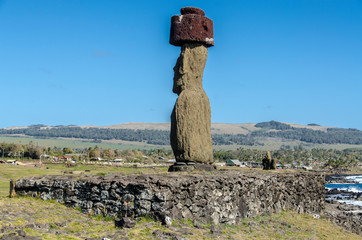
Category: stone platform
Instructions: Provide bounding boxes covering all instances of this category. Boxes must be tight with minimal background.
[168,162,216,172]
[14,172,325,225]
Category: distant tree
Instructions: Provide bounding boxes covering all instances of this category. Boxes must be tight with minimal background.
[89,149,100,159]
[27,147,42,159]
[213,150,234,161]
[62,148,74,154]
[102,149,115,159]
[308,123,320,126]
[114,149,122,157]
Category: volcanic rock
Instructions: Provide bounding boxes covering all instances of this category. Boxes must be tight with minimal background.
[170,43,213,164]
[170,7,214,47]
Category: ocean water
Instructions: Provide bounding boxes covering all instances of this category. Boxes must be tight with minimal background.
[325,175,362,207]
[345,175,362,183]
[326,183,362,193]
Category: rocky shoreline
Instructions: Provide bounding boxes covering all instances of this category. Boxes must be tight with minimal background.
[325,201,362,235]
[325,174,362,184]
[324,174,362,235]
[326,188,362,202]
[325,174,362,203]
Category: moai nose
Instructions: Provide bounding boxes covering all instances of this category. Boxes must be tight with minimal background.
[170,7,214,47]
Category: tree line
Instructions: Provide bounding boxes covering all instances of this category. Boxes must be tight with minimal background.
[0,126,170,145]
[0,121,362,145]
[1,141,361,171]
[214,147,362,170]
[253,121,362,144]
[0,142,174,163]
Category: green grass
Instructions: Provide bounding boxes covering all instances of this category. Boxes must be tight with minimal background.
[2,135,361,152]
[0,163,168,197]
[43,163,168,175]
[0,136,164,151]
[213,140,362,151]
[0,196,119,240]
[0,165,62,196]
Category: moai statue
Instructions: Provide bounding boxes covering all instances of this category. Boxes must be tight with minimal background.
[9,179,16,198]
[270,158,277,170]
[262,151,272,170]
[169,7,214,170]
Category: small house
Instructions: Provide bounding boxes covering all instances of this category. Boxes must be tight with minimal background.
[214,162,226,167]
[301,165,313,171]
[226,159,242,167]
[58,156,73,162]
[247,161,261,168]
[6,159,17,165]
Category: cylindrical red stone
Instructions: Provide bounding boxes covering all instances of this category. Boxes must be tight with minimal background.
[170,7,214,47]
[181,7,205,16]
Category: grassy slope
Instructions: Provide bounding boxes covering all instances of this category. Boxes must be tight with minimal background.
[0,164,168,197]
[1,135,362,152]
[0,197,360,240]
[2,121,362,151]
[95,122,334,134]
[0,136,168,150]
[0,165,61,197]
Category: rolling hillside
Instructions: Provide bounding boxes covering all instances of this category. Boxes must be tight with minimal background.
[90,122,333,135]
[1,121,362,150]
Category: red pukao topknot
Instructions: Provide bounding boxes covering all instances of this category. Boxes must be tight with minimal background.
[170,7,214,47]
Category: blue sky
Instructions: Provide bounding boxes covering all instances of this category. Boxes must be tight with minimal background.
[1,0,361,129]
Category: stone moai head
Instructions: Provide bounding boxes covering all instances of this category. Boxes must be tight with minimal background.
[266,151,272,160]
[172,43,208,94]
[170,7,214,95]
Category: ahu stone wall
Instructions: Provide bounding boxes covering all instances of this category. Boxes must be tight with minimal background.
[14,172,325,225]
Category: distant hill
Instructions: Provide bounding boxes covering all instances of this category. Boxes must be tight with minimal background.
[1,121,361,147]
[82,122,333,135]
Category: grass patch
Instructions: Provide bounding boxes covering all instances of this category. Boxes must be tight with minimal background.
[0,165,62,196]
[0,164,168,197]
[0,196,361,240]
[91,214,114,222]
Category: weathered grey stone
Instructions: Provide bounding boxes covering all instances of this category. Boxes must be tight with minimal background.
[151,202,165,212]
[325,201,362,235]
[115,217,136,228]
[168,164,194,172]
[14,172,325,226]
[138,189,152,200]
[170,43,213,164]
[110,189,120,199]
[101,190,109,199]
[9,179,16,198]
[122,194,135,202]
[136,200,151,211]
[271,158,277,170]
[262,151,272,170]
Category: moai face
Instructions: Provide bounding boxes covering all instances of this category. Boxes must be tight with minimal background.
[172,43,208,95]
[172,50,185,95]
